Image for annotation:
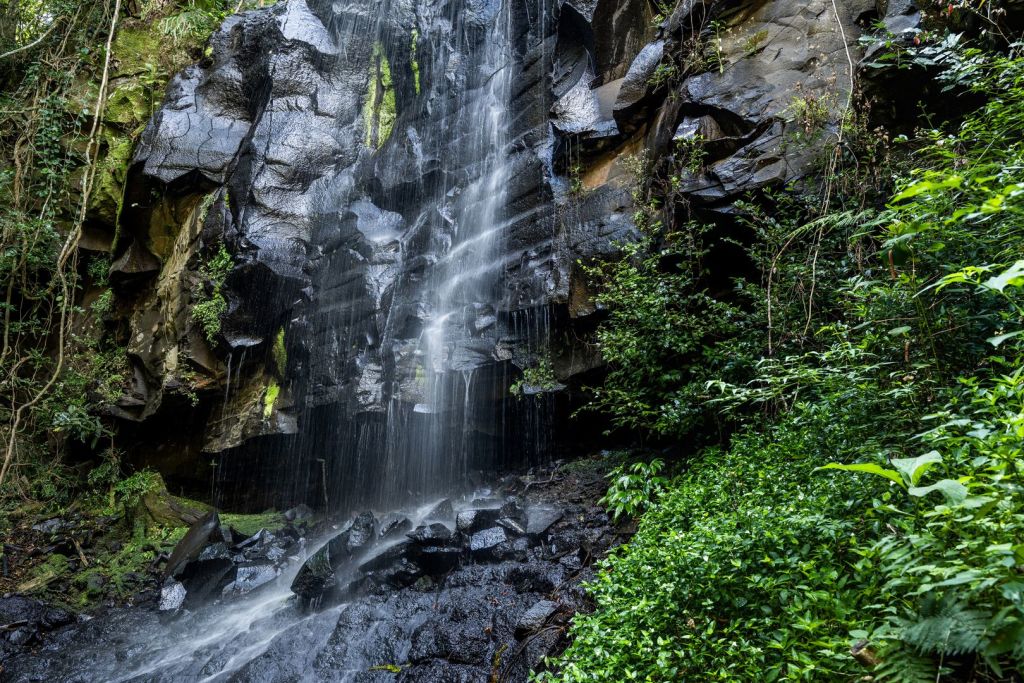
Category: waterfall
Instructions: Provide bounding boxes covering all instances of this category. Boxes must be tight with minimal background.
[283,0,538,513]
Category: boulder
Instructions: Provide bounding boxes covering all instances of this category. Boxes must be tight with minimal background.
[515,599,559,638]
[455,508,500,534]
[406,523,454,546]
[159,579,187,612]
[424,499,454,522]
[526,507,564,541]
[469,527,508,559]
[164,511,222,579]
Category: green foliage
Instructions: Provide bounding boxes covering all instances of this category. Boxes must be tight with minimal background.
[510,358,559,397]
[273,326,287,377]
[848,370,1024,677]
[410,29,421,95]
[157,1,229,48]
[263,379,279,419]
[786,94,832,137]
[743,29,769,57]
[598,458,668,521]
[537,410,885,682]
[191,243,233,344]
[582,223,748,438]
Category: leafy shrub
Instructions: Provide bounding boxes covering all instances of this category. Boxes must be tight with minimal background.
[820,368,1024,681]
[537,410,885,682]
[583,224,748,438]
[598,458,668,521]
[191,243,232,343]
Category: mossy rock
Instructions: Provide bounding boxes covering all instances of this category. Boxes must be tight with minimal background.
[88,132,135,227]
[221,510,285,537]
[112,26,163,79]
[105,80,153,128]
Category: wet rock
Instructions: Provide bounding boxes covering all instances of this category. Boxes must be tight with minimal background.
[497,497,528,536]
[164,511,222,578]
[359,542,424,588]
[378,515,414,540]
[455,508,500,534]
[406,523,453,546]
[409,619,490,665]
[371,556,423,589]
[515,599,558,638]
[358,542,414,574]
[30,518,69,534]
[158,579,187,612]
[40,607,72,630]
[526,507,564,541]
[469,527,508,559]
[223,564,279,596]
[197,542,231,562]
[345,511,378,553]
[291,533,352,604]
[178,554,235,605]
[613,40,665,133]
[505,564,561,594]
[416,546,463,575]
[498,517,527,536]
[283,504,314,523]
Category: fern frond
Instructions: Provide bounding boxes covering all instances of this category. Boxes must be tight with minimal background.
[900,595,989,657]
[873,650,938,683]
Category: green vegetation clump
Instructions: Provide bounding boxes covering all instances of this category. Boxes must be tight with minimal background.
[263,379,280,419]
[541,410,883,681]
[191,243,233,344]
[273,326,287,377]
[221,509,285,536]
[410,29,421,95]
[510,358,559,397]
[363,42,396,149]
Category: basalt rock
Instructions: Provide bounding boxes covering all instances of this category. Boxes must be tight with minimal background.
[104,0,868,510]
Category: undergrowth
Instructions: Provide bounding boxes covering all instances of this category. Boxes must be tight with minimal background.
[540,27,1024,683]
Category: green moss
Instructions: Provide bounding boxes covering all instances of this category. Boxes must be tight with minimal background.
[410,29,421,95]
[263,380,280,419]
[41,552,70,576]
[172,495,214,513]
[104,82,151,128]
[89,133,134,227]
[363,42,396,149]
[221,510,285,536]
[112,27,163,78]
[273,327,287,377]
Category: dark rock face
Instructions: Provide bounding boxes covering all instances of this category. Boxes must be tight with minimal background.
[106,0,866,509]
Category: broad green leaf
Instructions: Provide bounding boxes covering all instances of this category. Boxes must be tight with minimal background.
[890,175,963,203]
[983,260,1024,292]
[908,479,968,504]
[988,330,1024,347]
[892,451,943,486]
[815,463,905,487]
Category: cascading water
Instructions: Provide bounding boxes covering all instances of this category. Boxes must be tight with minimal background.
[393,0,514,500]
[223,0,554,514]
